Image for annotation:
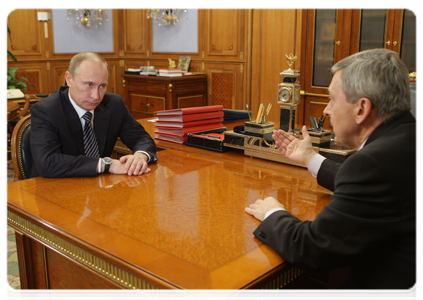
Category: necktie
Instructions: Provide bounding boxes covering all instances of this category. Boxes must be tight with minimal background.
[82,111,100,158]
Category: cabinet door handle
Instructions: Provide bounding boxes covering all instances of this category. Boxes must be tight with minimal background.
[336,41,340,46]
[393,41,398,46]
[386,41,391,46]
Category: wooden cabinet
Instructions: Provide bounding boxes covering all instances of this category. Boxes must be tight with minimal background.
[122,74,208,115]
[299,9,416,130]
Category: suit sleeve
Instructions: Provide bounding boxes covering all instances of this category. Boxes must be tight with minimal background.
[30,103,98,178]
[316,158,341,191]
[116,100,157,163]
[254,151,402,271]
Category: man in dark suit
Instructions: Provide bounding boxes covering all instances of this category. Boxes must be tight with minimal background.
[245,49,415,289]
[30,52,157,178]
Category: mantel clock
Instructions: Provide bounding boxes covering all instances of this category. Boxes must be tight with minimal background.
[278,53,300,132]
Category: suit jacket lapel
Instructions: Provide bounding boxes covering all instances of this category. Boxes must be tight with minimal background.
[60,88,85,154]
[94,101,110,157]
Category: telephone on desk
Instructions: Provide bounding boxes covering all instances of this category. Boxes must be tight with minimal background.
[7,89,24,100]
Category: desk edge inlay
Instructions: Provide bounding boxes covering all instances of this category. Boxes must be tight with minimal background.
[7,209,165,290]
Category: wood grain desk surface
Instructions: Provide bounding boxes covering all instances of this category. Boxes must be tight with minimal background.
[7,148,332,289]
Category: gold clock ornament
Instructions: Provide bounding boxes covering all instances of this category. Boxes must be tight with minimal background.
[277,53,300,106]
[278,53,300,132]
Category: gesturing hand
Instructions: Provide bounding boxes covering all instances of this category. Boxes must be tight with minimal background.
[272,125,317,167]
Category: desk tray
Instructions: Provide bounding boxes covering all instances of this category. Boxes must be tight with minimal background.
[186,127,230,152]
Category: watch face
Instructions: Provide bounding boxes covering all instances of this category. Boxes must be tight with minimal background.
[103,157,112,164]
[278,87,291,103]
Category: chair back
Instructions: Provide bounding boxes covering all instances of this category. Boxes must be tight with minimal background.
[11,115,32,180]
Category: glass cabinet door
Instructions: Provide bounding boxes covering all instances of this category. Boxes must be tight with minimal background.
[399,9,416,72]
[312,9,337,87]
[358,9,387,51]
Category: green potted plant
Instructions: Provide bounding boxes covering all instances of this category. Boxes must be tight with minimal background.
[7,25,34,92]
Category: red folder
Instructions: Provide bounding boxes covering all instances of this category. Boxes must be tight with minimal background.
[154,105,224,116]
[154,123,224,136]
[154,133,188,144]
[156,111,224,122]
[155,118,224,128]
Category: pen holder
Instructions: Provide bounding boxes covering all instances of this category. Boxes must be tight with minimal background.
[303,129,331,147]
[244,122,274,140]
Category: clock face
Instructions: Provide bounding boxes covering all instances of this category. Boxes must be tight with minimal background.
[278,87,292,103]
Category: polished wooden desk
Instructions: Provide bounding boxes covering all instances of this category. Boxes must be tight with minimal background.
[7,149,332,289]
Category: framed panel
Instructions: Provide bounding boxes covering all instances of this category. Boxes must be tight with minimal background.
[7,9,45,59]
[207,66,237,109]
[206,10,241,58]
[124,9,148,55]
[50,61,70,92]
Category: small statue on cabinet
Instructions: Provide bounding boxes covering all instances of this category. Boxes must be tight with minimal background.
[168,58,177,69]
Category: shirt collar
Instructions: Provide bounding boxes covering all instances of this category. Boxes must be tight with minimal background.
[358,138,368,151]
[68,92,94,120]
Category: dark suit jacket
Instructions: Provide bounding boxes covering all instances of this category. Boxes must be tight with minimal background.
[30,86,157,178]
[254,111,416,289]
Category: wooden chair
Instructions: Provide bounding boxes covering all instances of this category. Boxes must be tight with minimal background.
[11,114,32,181]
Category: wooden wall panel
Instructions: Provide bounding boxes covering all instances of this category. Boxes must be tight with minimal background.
[207,64,241,109]
[7,8,303,116]
[207,10,239,57]
[124,9,148,56]
[105,60,119,95]
[7,61,49,94]
[250,9,302,128]
[304,96,331,130]
[50,61,69,92]
[8,9,45,59]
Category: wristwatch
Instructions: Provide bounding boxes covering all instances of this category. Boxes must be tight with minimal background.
[102,157,112,173]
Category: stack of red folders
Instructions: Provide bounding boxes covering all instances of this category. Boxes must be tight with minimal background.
[153,105,225,144]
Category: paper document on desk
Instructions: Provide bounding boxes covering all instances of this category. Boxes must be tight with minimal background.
[7,89,24,100]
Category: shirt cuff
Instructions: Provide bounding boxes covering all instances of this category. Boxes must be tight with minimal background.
[264,207,286,220]
[97,158,102,173]
[135,150,151,163]
[307,154,326,178]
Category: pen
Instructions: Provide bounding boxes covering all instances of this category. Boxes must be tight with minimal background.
[246,104,252,122]
[266,103,272,116]
[263,104,268,123]
[256,104,264,123]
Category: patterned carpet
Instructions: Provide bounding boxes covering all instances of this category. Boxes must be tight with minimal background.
[7,160,20,289]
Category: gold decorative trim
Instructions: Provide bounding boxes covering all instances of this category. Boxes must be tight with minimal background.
[310,100,329,105]
[7,210,158,290]
[260,267,305,289]
[305,92,329,98]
